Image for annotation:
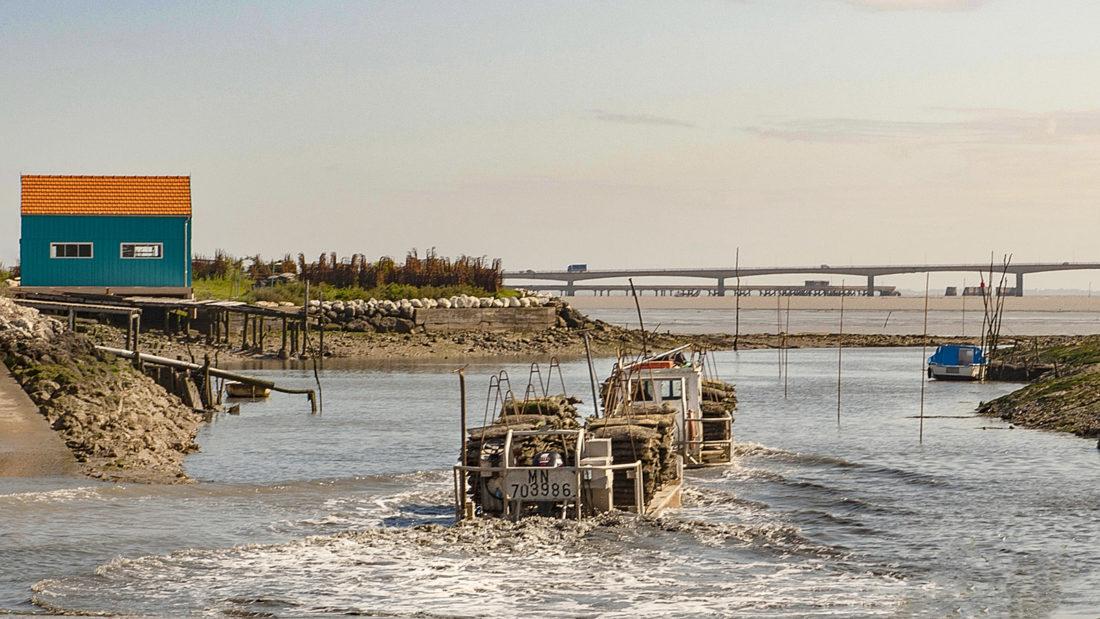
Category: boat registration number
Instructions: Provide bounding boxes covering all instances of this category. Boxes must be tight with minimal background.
[505,469,577,502]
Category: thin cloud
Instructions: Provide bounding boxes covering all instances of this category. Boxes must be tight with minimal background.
[744,110,1100,145]
[843,0,988,11]
[590,110,696,129]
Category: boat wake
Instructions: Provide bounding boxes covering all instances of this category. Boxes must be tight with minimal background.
[31,500,906,617]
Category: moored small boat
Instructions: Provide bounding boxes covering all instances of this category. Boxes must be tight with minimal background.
[225,382,272,398]
[927,344,986,381]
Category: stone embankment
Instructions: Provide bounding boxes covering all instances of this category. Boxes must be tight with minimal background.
[979,336,1100,439]
[253,293,556,334]
[0,298,202,483]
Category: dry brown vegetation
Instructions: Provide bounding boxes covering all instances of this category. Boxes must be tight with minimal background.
[193,248,502,292]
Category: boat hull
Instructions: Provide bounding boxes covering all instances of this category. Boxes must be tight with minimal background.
[928,363,984,381]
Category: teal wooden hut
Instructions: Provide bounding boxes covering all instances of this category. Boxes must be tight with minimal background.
[19,175,192,296]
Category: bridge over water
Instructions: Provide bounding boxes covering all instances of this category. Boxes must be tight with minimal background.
[503,262,1100,297]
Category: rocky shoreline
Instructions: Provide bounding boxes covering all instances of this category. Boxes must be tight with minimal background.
[0,298,202,483]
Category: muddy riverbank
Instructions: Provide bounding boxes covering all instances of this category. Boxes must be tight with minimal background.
[979,336,1100,438]
[83,300,981,363]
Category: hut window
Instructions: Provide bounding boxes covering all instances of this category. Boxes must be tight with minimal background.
[121,243,163,259]
[50,243,93,259]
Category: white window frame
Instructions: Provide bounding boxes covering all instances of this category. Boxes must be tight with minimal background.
[120,242,164,259]
[50,242,94,259]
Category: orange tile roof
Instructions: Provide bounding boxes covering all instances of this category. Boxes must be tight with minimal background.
[21,175,191,216]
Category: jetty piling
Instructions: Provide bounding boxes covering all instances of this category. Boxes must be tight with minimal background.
[99,346,318,413]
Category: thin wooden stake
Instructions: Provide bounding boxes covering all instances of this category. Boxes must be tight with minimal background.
[836,280,844,427]
[302,279,310,359]
[784,295,791,399]
[318,287,325,367]
[919,272,930,444]
[961,277,966,337]
[455,366,469,519]
[734,247,741,351]
[777,293,783,380]
[628,277,648,357]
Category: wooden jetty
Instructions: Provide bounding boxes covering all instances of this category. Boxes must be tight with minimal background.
[14,290,318,359]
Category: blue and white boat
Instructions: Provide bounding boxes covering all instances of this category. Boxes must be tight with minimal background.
[927,344,986,381]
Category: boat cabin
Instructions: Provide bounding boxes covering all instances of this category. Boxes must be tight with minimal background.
[928,344,986,381]
[603,347,735,467]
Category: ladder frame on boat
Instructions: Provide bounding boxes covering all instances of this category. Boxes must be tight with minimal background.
[453,427,648,520]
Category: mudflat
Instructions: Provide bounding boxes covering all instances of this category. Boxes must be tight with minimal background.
[0,362,77,477]
[568,294,1100,312]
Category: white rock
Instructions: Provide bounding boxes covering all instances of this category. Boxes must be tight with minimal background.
[410,298,423,308]
[437,298,451,309]
[491,298,505,308]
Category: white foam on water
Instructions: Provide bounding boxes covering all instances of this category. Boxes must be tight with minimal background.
[32,512,908,617]
[0,486,106,504]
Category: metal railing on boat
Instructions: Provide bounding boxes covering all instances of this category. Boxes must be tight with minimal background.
[452,460,646,520]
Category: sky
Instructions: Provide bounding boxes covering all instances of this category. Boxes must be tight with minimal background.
[2,0,1100,290]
